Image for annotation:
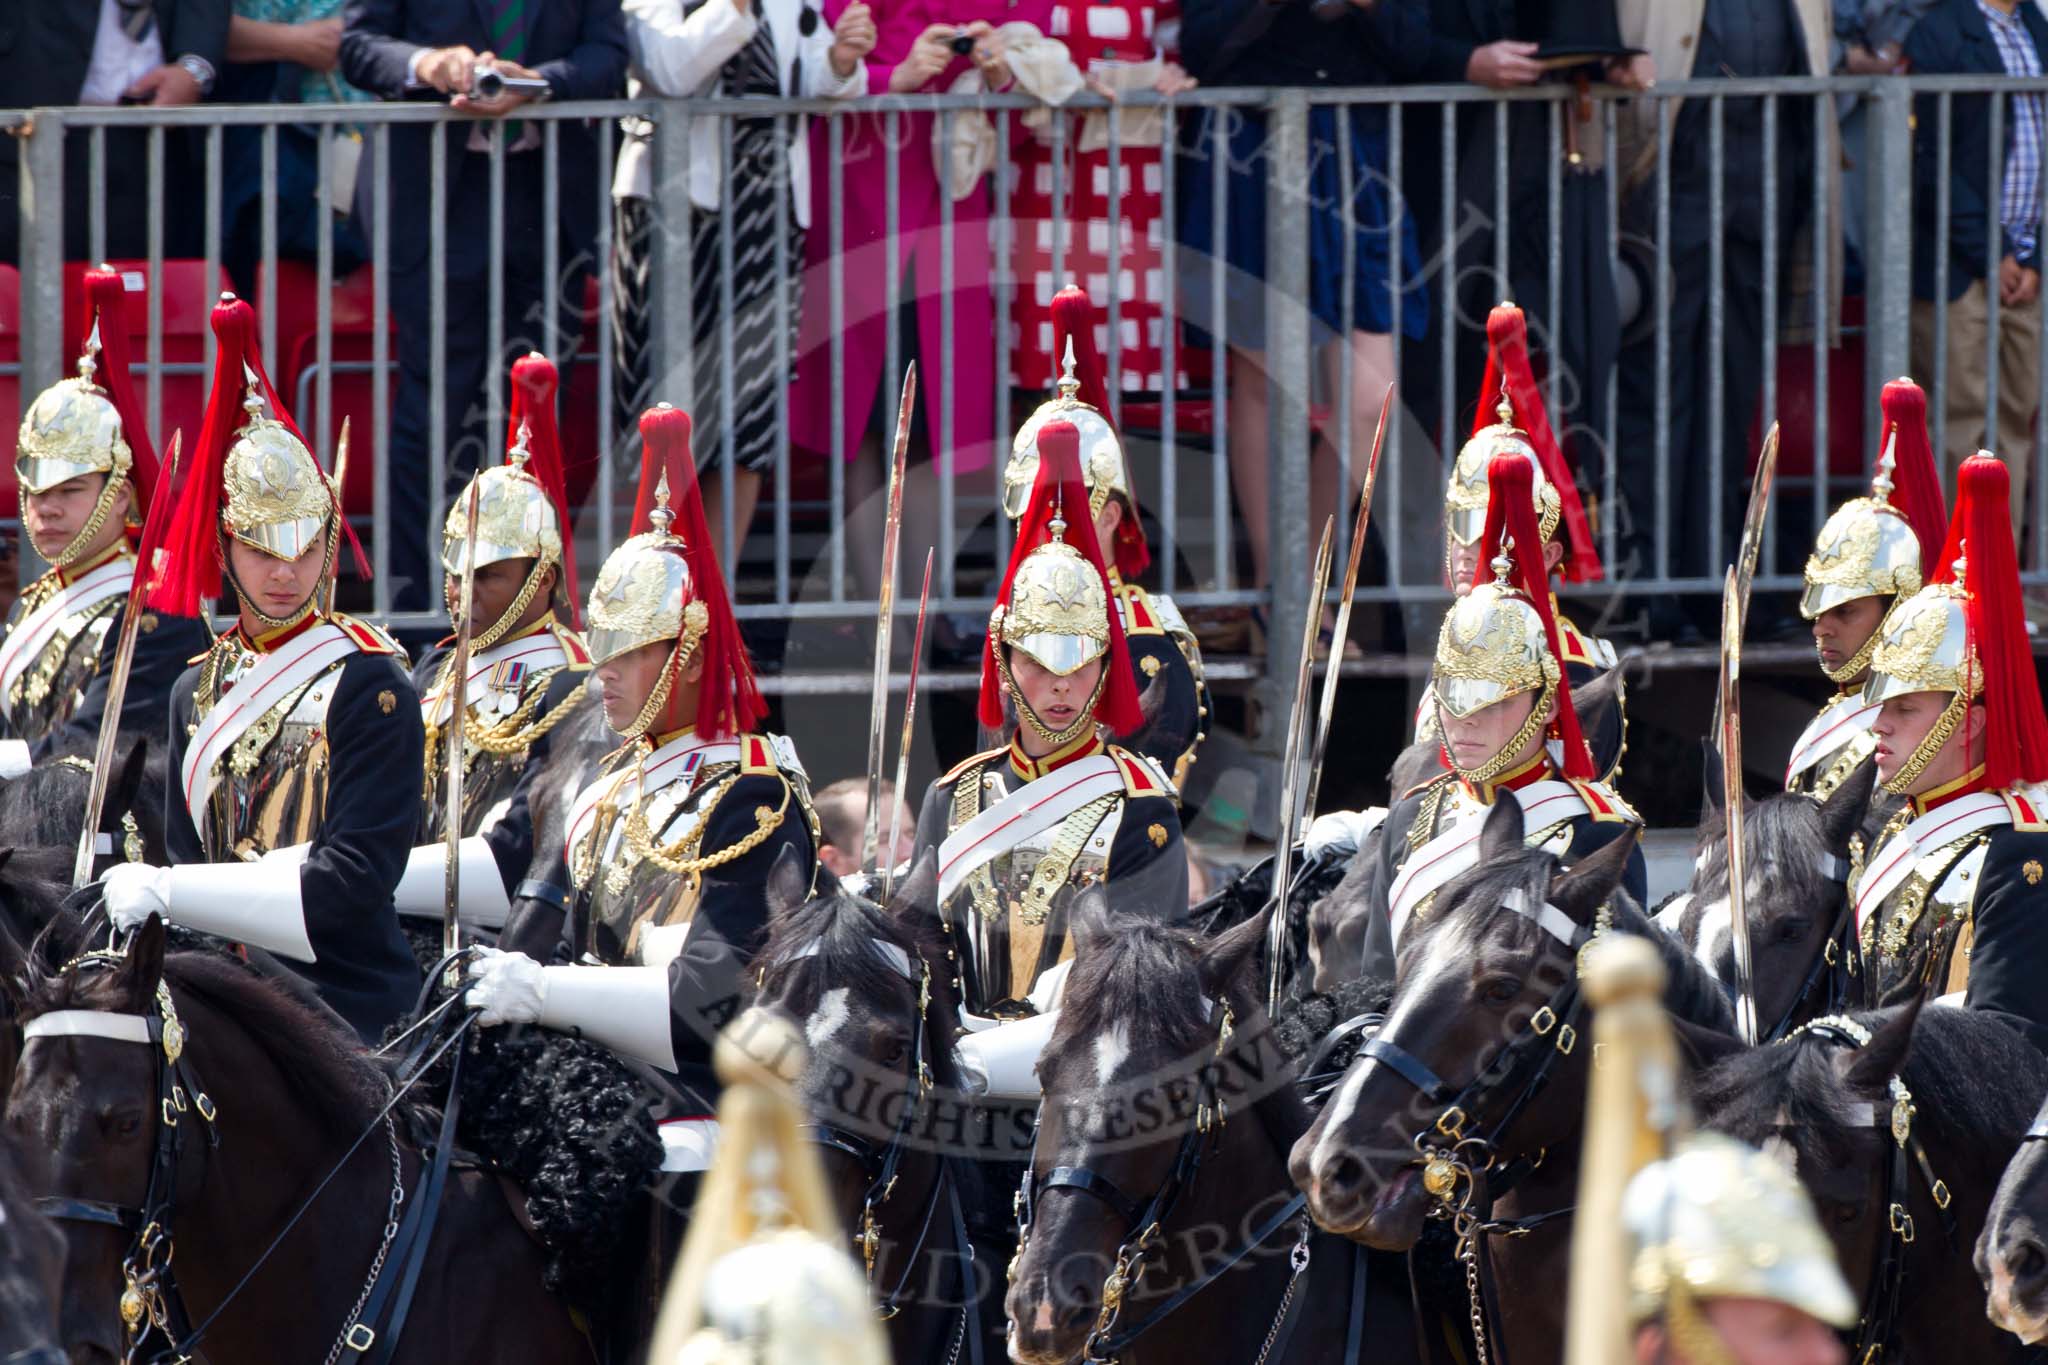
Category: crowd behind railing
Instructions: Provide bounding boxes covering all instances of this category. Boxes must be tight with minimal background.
[6,0,2048,657]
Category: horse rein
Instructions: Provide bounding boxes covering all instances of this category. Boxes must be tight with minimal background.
[1787,1017,1957,1363]
[21,949,480,1365]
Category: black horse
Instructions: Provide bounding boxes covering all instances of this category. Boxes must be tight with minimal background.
[0,737,167,879]
[6,918,586,1364]
[1653,758,1880,1041]
[1007,902,1419,1365]
[754,849,1001,1365]
[0,1135,63,1363]
[1290,797,1732,1364]
[1981,1090,2048,1346]
[1694,1001,2048,1363]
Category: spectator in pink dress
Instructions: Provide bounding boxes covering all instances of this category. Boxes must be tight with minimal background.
[789,0,1053,588]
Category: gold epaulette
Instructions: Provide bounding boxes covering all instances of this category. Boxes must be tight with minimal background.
[738,734,781,777]
[2003,788,2048,832]
[1119,582,1166,637]
[332,613,399,657]
[553,622,594,669]
[940,746,1007,787]
[1557,616,1596,667]
[1569,776,1640,825]
[1401,771,1456,803]
[1109,746,1173,800]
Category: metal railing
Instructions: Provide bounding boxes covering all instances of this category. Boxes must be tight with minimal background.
[5,74,2045,721]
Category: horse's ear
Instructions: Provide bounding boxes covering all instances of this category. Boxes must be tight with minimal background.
[1839,996,1924,1097]
[1700,738,1726,822]
[1547,828,1638,925]
[111,736,150,819]
[765,845,811,920]
[1197,906,1267,1001]
[1571,668,1620,731]
[887,849,939,925]
[0,847,16,878]
[1817,759,1879,851]
[120,914,166,1012]
[1478,793,1526,865]
[1068,885,1114,954]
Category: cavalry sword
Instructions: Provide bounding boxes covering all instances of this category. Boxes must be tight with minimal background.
[1711,422,1777,737]
[443,464,485,962]
[324,417,351,617]
[882,549,935,903]
[74,430,182,889]
[1265,517,1337,1016]
[1302,382,1392,826]
[1718,567,1759,1046]
[861,363,918,875]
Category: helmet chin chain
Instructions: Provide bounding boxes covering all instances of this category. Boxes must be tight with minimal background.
[996,647,1108,749]
[1880,687,1973,795]
[1819,599,1892,686]
[444,553,552,655]
[1444,683,1553,787]
[220,521,339,633]
[41,473,132,570]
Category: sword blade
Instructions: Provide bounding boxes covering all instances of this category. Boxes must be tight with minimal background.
[1719,567,1758,1045]
[882,548,935,903]
[1266,517,1337,1015]
[1303,383,1392,825]
[862,362,918,874]
[325,417,351,616]
[1712,423,1777,736]
[443,474,484,959]
[75,430,182,888]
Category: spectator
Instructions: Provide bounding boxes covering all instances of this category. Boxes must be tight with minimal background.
[1835,0,1936,278]
[0,0,229,264]
[1175,0,1428,653]
[1613,0,1836,638]
[814,777,916,879]
[786,0,1052,594]
[609,0,874,568]
[1006,0,1197,399]
[1905,0,2047,559]
[220,1,369,293]
[341,0,628,612]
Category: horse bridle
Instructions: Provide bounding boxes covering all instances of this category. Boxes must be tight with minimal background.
[1788,1017,1957,1363]
[1353,888,1595,1365]
[25,952,218,1362]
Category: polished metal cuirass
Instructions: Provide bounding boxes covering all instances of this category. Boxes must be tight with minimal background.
[1857,827,1986,1004]
[575,765,724,967]
[3,595,121,744]
[418,663,574,844]
[195,649,343,861]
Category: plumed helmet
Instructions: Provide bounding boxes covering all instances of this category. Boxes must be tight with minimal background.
[1801,377,1947,630]
[1447,393,1561,553]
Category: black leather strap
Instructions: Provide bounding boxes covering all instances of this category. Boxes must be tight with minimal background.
[943,1165,984,1365]
[1344,1240,1368,1365]
[1359,1036,1451,1103]
[1088,1194,1309,1358]
[513,879,570,915]
[357,1044,466,1365]
[1038,1166,1146,1226]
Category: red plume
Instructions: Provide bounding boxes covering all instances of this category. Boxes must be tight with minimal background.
[1932,455,2048,788]
[1878,377,1947,571]
[1472,452,1595,781]
[81,267,160,517]
[1473,303,1601,583]
[1050,285,1150,581]
[979,419,1144,738]
[148,295,311,619]
[510,353,580,626]
[638,406,766,741]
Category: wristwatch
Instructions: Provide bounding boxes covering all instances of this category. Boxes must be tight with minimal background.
[174,53,217,95]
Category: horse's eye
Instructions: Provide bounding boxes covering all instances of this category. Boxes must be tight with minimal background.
[1830,1201,1861,1227]
[106,1111,143,1139]
[882,1037,909,1066]
[1480,977,1521,1006]
[1775,918,1812,945]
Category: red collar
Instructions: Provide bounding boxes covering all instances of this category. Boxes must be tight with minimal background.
[54,540,130,588]
[235,613,324,654]
[1009,731,1106,782]
[1461,752,1556,806]
[1911,765,1991,816]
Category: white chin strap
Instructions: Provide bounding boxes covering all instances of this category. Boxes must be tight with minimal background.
[392,837,511,929]
[21,1010,152,1045]
[539,965,677,1072]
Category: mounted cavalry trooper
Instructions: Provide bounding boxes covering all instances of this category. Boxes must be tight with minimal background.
[1362,452,1644,980]
[463,404,819,1137]
[1005,285,1207,791]
[101,293,424,1043]
[1853,452,2048,1049]
[1788,377,1947,799]
[916,418,1183,1093]
[391,352,592,939]
[1419,302,1624,781]
[0,266,207,769]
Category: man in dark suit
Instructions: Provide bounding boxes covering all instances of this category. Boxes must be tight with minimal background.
[0,0,230,264]
[1905,0,2048,557]
[341,0,627,612]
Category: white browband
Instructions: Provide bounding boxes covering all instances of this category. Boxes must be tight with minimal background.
[21,1010,152,1045]
[1500,889,1583,948]
[782,937,916,981]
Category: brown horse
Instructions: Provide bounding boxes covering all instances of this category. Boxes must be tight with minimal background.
[5,918,588,1365]
[1008,903,1420,1365]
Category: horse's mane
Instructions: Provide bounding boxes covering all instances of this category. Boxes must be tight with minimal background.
[1052,917,1217,1066]
[23,949,384,1136]
[1695,1004,2048,1171]
[1437,840,1734,1034]
[759,882,966,1095]
[0,764,91,851]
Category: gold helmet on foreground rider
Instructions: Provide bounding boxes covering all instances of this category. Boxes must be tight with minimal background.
[1566,936,1854,1365]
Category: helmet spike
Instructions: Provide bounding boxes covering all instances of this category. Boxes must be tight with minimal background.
[651,466,676,537]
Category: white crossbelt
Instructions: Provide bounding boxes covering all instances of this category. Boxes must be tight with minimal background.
[182,623,358,822]
[937,754,1125,907]
[0,557,132,708]
[1388,780,1593,948]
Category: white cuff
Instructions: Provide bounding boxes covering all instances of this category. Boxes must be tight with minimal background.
[539,965,677,1072]
[957,1011,1056,1099]
[392,837,510,929]
[0,739,30,779]
[166,860,316,963]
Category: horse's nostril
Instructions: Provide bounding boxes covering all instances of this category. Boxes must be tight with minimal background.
[2011,1238,2048,1286]
[1055,1299,1093,1334]
[1318,1151,1368,1200]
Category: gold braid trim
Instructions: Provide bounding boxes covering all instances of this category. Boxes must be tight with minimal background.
[443,551,554,655]
[422,672,591,802]
[623,769,792,875]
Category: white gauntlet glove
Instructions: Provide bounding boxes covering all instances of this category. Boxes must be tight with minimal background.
[0,739,32,779]
[464,947,549,1026]
[102,863,171,933]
